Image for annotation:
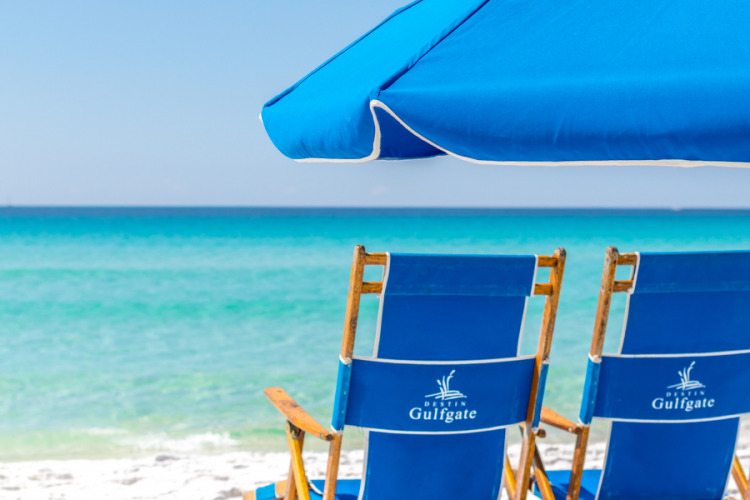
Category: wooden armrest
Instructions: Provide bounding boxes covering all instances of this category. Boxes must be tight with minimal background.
[264,387,334,441]
[520,422,546,438]
[540,406,581,435]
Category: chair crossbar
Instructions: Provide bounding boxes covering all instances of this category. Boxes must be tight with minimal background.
[360,252,561,296]
[617,253,638,266]
[361,282,382,294]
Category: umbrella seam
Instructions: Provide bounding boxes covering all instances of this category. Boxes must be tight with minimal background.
[262,0,426,110]
[375,0,493,97]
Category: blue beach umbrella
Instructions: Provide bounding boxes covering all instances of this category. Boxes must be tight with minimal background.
[261,0,750,167]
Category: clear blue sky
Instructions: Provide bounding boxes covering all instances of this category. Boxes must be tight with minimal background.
[2,0,749,207]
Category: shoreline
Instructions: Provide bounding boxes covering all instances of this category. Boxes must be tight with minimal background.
[2,440,747,499]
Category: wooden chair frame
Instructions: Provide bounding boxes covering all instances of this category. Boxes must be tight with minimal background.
[250,245,566,500]
[535,246,748,500]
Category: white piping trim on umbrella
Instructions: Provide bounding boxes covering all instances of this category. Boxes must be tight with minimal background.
[297,100,750,168]
[297,101,384,164]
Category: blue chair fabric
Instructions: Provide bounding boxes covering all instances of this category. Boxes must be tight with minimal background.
[535,470,602,500]
[352,254,539,500]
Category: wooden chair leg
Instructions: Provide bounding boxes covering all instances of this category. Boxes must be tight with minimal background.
[533,444,555,500]
[285,458,297,500]
[516,249,566,500]
[504,455,517,499]
[323,433,343,500]
[285,421,310,500]
[566,426,590,500]
[732,454,749,500]
[515,428,538,500]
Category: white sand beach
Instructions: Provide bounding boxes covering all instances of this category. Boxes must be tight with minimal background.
[2,439,748,500]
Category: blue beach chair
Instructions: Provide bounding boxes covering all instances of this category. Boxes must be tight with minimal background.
[536,248,750,500]
[248,245,566,500]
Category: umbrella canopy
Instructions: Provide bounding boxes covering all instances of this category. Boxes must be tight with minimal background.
[261,0,750,166]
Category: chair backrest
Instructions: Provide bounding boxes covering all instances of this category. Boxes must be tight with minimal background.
[333,253,547,500]
[581,251,750,500]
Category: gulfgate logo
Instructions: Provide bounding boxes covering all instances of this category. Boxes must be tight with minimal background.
[651,362,715,412]
[667,361,706,391]
[425,370,467,401]
[409,370,477,423]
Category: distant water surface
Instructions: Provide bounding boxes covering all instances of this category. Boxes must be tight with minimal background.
[1,207,750,460]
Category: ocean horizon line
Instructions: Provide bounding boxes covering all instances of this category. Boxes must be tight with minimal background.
[2,206,750,218]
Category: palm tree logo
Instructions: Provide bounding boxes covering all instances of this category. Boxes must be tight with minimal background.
[425,370,467,400]
[667,361,705,391]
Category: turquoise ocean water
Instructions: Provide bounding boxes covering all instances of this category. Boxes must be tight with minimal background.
[2,207,750,461]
